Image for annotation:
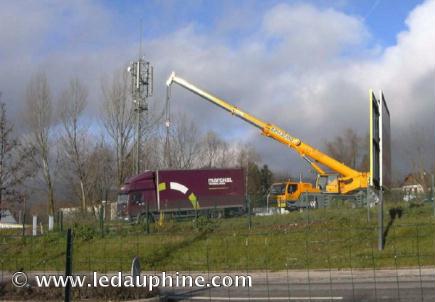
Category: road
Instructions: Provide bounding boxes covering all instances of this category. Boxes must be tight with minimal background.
[1,268,434,301]
[161,268,435,302]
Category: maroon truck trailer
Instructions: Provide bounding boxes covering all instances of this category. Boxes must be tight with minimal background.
[117,168,246,220]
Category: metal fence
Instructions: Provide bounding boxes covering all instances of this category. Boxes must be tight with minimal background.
[1,193,435,301]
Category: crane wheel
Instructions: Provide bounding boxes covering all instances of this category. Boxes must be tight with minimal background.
[309,200,318,209]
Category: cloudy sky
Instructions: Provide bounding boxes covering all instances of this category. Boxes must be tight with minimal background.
[0,0,434,179]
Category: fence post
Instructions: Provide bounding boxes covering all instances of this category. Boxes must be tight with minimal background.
[60,211,64,232]
[64,228,73,302]
[32,215,37,236]
[266,193,270,213]
[247,197,252,230]
[21,211,25,237]
[48,215,54,231]
[145,201,150,234]
[431,174,434,217]
[55,211,59,230]
[99,205,105,238]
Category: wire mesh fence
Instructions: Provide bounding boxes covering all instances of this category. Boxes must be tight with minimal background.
[1,193,435,301]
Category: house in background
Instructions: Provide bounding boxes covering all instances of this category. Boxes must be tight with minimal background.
[401,172,432,201]
[0,209,21,229]
[0,209,17,223]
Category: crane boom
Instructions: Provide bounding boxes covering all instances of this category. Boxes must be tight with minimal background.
[166,72,369,194]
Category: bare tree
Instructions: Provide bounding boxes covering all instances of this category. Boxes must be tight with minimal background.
[142,135,162,170]
[402,125,433,190]
[101,70,134,185]
[359,132,370,171]
[87,137,116,203]
[58,78,89,210]
[0,99,35,218]
[25,72,56,215]
[165,114,202,169]
[234,142,261,169]
[324,128,366,169]
[231,143,264,199]
[200,130,229,168]
[137,110,164,171]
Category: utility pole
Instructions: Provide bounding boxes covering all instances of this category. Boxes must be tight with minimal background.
[128,58,153,175]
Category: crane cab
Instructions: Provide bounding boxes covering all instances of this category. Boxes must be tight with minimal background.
[270,181,320,208]
[316,174,340,193]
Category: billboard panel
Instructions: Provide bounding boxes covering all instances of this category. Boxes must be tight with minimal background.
[370,90,381,189]
[370,90,391,190]
[380,92,391,189]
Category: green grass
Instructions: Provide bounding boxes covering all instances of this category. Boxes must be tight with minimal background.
[1,202,434,272]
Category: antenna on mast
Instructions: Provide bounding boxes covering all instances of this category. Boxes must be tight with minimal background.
[139,18,143,58]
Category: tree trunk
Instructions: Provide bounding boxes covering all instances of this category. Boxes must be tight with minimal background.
[47,176,55,216]
[80,180,86,211]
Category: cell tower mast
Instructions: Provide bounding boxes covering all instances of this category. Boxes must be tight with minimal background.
[128,24,153,175]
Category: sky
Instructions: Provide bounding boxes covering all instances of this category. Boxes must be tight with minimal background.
[0,0,434,180]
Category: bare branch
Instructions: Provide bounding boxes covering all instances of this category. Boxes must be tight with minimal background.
[101,70,134,185]
[25,72,55,215]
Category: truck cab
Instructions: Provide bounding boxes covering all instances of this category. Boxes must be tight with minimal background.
[116,193,129,220]
[270,181,320,208]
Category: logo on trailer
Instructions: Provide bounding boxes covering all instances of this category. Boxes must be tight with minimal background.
[208,177,233,186]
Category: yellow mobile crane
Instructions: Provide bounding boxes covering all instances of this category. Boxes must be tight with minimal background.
[166,72,369,209]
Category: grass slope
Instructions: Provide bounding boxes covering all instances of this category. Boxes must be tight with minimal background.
[1,203,434,272]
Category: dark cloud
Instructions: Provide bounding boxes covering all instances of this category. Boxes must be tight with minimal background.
[0,0,433,179]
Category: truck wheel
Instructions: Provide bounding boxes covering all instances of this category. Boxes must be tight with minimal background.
[210,210,223,219]
[137,213,155,224]
[286,206,297,212]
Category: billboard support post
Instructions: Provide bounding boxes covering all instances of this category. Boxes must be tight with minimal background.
[366,186,370,223]
[378,188,384,250]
